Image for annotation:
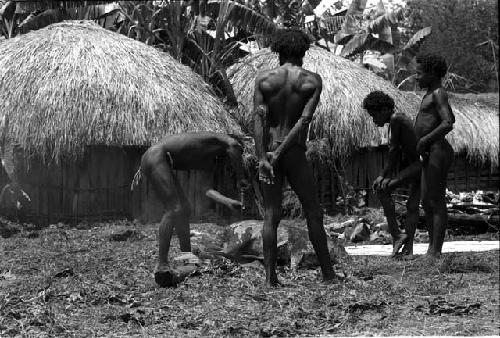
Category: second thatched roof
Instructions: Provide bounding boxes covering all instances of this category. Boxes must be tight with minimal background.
[0,21,241,162]
[228,47,499,167]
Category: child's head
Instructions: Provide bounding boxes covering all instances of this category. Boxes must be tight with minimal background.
[270,28,311,61]
[362,91,395,127]
[416,53,448,89]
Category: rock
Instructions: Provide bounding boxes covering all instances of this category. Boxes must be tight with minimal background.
[349,221,371,243]
[325,219,356,234]
[172,252,208,266]
[0,218,21,238]
[374,222,388,232]
[369,230,392,244]
[219,220,347,269]
[325,219,355,235]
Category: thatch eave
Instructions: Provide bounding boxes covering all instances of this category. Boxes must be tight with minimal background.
[0,21,242,163]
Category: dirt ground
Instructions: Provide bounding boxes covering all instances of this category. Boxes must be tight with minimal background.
[0,220,499,337]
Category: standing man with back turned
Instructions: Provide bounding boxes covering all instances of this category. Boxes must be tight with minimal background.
[253,28,336,287]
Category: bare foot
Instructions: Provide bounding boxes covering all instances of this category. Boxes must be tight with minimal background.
[323,270,346,284]
[391,233,408,257]
[154,270,176,287]
[425,251,442,259]
[393,253,417,261]
[401,242,413,256]
[265,278,283,288]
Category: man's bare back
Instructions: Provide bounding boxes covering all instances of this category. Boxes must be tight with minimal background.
[258,66,320,150]
[137,131,247,287]
[146,132,235,171]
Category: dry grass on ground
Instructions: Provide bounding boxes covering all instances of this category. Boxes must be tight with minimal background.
[0,220,499,337]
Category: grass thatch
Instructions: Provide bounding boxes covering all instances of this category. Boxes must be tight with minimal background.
[446,92,499,167]
[228,47,499,167]
[0,21,242,163]
[228,47,420,156]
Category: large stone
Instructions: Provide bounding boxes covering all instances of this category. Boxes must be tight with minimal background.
[344,219,371,243]
[203,219,348,269]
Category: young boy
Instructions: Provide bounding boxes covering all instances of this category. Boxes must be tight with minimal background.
[363,91,421,257]
[415,53,455,258]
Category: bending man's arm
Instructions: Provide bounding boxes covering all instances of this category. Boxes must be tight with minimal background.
[383,116,402,178]
[270,74,322,165]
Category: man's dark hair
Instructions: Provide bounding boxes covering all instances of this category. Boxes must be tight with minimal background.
[362,91,395,112]
[270,28,311,59]
[416,53,448,78]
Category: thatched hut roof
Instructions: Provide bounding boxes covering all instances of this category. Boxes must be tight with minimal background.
[0,21,241,162]
[446,92,498,167]
[228,47,499,167]
[228,47,420,153]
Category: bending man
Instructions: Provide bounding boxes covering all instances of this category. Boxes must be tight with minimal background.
[136,132,248,286]
[363,91,421,257]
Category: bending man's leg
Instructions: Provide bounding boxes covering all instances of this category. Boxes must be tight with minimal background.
[284,147,335,281]
[391,161,421,256]
[377,189,407,256]
[401,180,420,256]
[142,150,188,272]
[261,172,284,287]
[172,174,192,252]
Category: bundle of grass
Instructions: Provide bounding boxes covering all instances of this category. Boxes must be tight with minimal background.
[0,20,242,163]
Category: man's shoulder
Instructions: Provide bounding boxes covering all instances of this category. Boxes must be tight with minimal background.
[431,87,449,100]
[390,112,413,127]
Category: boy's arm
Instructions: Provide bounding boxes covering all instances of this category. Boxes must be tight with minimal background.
[417,88,455,153]
[270,74,322,165]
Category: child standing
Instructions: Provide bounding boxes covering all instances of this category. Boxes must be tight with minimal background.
[414,53,455,258]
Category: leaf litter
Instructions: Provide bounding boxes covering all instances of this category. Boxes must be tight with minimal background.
[0,219,498,336]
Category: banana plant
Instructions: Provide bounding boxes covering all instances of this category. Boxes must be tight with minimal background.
[187,0,248,106]
[206,0,276,36]
[393,26,432,86]
[340,4,405,58]
[0,0,120,38]
[0,1,17,38]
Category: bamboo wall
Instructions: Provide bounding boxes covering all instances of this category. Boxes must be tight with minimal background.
[312,147,499,211]
[0,146,233,225]
[0,146,497,225]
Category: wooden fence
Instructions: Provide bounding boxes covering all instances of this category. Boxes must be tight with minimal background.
[1,146,497,224]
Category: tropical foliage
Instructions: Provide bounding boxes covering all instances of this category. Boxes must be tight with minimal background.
[0,0,119,38]
[404,0,499,92]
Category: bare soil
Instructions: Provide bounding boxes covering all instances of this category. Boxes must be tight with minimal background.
[1,220,498,337]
